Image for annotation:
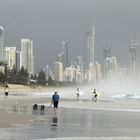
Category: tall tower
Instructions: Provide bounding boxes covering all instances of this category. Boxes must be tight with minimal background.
[85,24,95,70]
[0,26,4,62]
[103,41,111,59]
[62,41,69,69]
[20,39,34,76]
[129,39,137,80]
[103,41,111,80]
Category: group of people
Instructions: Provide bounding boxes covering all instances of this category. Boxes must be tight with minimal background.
[50,88,98,117]
[3,85,97,118]
[76,88,98,102]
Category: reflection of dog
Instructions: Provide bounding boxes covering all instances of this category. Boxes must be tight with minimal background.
[40,105,45,115]
[33,104,38,114]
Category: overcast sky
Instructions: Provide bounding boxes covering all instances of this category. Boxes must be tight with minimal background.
[0,0,140,72]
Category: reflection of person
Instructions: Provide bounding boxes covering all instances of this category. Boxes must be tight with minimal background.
[53,116,57,122]
[4,85,9,98]
[92,89,97,102]
[51,92,59,116]
[76,88,80,101]
[51,116,58,126]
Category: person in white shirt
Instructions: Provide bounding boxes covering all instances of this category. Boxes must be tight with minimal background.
[4,85,9,98]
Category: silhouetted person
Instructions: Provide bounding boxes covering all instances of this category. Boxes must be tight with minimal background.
[76,88,80,101]
[40,105,45,115]
[92,89,98,102]
[51,92,59,116]
[4,85,9,98]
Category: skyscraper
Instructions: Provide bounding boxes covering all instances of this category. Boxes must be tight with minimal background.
[56,52,64,68]
[54,62,63,82]
[103,47,111,59]
[20,39,34,76]
[0,26,4,62]
[62,41,69,69]
[5,47,16,70]
[129,39,137,80]
[85,25,95,70]
[95,61,102,82]
[104,56,118,80]
[16,50,20,71]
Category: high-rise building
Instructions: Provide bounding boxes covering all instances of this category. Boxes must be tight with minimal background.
[85,26,95,70]
[62,41,69,69]
[129,39,137,80]
[64,63,84,83]
[104,56,118,80]
[45,65,54,81]
[0,26,4,62]
[86,63,96,83]
[76,56,84,70]
[20,39,34,76]
[54,62,63,82]
[5,47,16,70]
[16,51,21,71]
[103,47,111,60]
[65,65,76,82]
[95,61,102,82]
[56,52,64,70]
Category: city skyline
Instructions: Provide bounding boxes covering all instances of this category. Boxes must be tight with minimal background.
[0,0,140,73]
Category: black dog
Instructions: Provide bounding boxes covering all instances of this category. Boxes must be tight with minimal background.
[40,105,45,115]
[33,104,38,114]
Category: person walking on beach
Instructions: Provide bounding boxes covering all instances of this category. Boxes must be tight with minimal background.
[76,88,80,101]
[4,85,9,98]
[92,89,97,102]
[51,92,59,116]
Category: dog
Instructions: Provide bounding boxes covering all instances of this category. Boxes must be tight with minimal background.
[40,105,45,115]
[33,104,38,114]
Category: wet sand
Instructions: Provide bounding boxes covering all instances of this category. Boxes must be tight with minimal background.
[0,84,52,128]
[0,96,50,128]
[0,85,140,139]
[1,103,140,139]
[1,93,140,129]
[0,112,36,128]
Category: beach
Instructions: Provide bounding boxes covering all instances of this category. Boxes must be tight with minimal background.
[1,84,140,139]
[1,91,140,128]
[0,84,51,128]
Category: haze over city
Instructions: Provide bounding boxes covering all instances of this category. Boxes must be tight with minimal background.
[0,0,140,73]
[1,1,140,139]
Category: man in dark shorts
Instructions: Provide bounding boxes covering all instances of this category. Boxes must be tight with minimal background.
[51,92,59,116]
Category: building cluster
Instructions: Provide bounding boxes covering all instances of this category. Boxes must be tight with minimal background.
[0,24,139,84]
[45,25,140,84]
[0,26,34,76]
[45,26,102,84]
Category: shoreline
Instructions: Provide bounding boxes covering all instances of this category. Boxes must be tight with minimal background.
[0,85,140,129]
[0,95,140,129]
